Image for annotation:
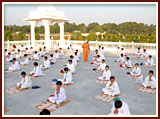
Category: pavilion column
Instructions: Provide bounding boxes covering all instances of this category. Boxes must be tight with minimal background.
[58,21,65,47]
[42,20,52,49]
[29,21,37,49]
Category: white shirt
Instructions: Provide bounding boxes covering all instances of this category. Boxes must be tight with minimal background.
[124,60,132,67]
[6,55,13,61]
[102,70,111,81]
[66,63,75,73]
[143,76,156,86]
[109,101,131,115]
[32,54,39,60]
[31,66,44,76]
[20,76,32,88]
[9,61,20,71]
[105,80,120,94]
[22,57,29,64]
[145,58,154,66]
[43,60,50,68]
[98,63,106,70]
[131,67,141,75]
[63,71,72,83]
[118,56,125,63]
[21,47,25,52]
[54,87,67,101]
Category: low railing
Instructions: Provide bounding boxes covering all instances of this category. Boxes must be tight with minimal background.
[4,40,156,55]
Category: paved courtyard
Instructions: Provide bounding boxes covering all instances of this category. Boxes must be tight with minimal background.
[4,50,156,115]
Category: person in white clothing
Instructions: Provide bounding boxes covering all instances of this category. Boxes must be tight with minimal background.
[48,81,67,105]
[55,50,60,59]
[119,48,125,56]
[16,49,23,58]
[130,63,141,78]
[74,52,80,62]
[133,47,141,56]
[25,48,30,55]
[39,48,44,57]
[58,67,73,84]
[98,65,111,81]
[102,76,120,96]
[43,46,49,54]
[17,71,32,89]
[5,58,20,72]
[116,47,121,55]
[140,49,147,58]
[20,54,29,65]
[41,56,50,70]
[122,57,132,69]
[93,55,102,66]
[108,98,131,115]
[5,49,9,57]
[50,54,56,63]
[142,70,156,89]
[116,54,125,63]
[76,49,81,59]
[144,55,155,67]
[31,51,39,61]
[20,45,25,52]
[95,59,106,73]
[6,52,13,62]
[65,60,75,74]
[93,49,99,60]
[59,48,64,56]
[29,62,44,78]
[30,47,34,54]
[70,55,77,67]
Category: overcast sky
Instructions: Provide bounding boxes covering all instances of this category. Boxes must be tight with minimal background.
[4,4,156,26]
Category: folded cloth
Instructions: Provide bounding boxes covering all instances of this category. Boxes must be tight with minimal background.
[52,79,58,82]
[10,60,13,62]
[50,62,54,65]
[32,85,41,89]
[47,95,55,101]
[93,68,97,71]
[41,55,44,57]
[114,60,117,62]
[140,62,143,66]
[90,62,94,64]
[60,70,64,73]
[120,64,123,67]
[126,72,130,74]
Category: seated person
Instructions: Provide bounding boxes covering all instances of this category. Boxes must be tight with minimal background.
[95,59,106,73]
[76,49,81,59]
[39,48,44,57]
[102,76,120,96]
[116,53,125,63]
[48,81,67,105]
[98,65,111,81]
[55,50,60,59]
[133,47,141,56]
[65,60,75,74]
[31,51,39,61]
[93,55,102,66]
[16,49,23,58]
[6,52,13,62]
[140,49,147,58]
[5,49,9,57]
[142,70,156,89]
[122,57,132,68]
[50,54,56,63]
[108,98,131,115]
[93,49,99,60]
[17,71,32,89]
[70,55,77,67]
[30,47,34,54]
[29,62,44,78]
[58,67,73,84]
[20,54,29,65]
[116,47,121,55]
[119,48,125,56]
[129,63,141,78]
[20,45,25,52]
[74,52,80,62]
[43,46,49,54]
[144,55,155,67]
[41,56,50,70]
[59,48,64,56]
[5,58,20,72]
[25,47,30,55]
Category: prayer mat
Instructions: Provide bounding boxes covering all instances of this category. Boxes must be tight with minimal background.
[5,87,31,95]
[138,87,156,94]
[94,93,120,103]
[93,79,108,85]
[36,100,70,112]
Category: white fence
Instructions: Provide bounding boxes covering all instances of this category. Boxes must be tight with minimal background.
[4,40,156,55]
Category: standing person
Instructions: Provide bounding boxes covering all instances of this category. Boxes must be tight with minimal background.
[81,40,90,62]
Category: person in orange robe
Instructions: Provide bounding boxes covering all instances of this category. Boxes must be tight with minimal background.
[81,40,90,62]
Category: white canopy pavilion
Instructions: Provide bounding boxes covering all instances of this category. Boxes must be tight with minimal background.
[24,5,69,49]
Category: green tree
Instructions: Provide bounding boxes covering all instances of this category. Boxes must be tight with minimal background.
[4,30,12,41]
[35,33,40,40]
[87,31,97,41]
[70,32,83,40]
[16,32,26,41]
